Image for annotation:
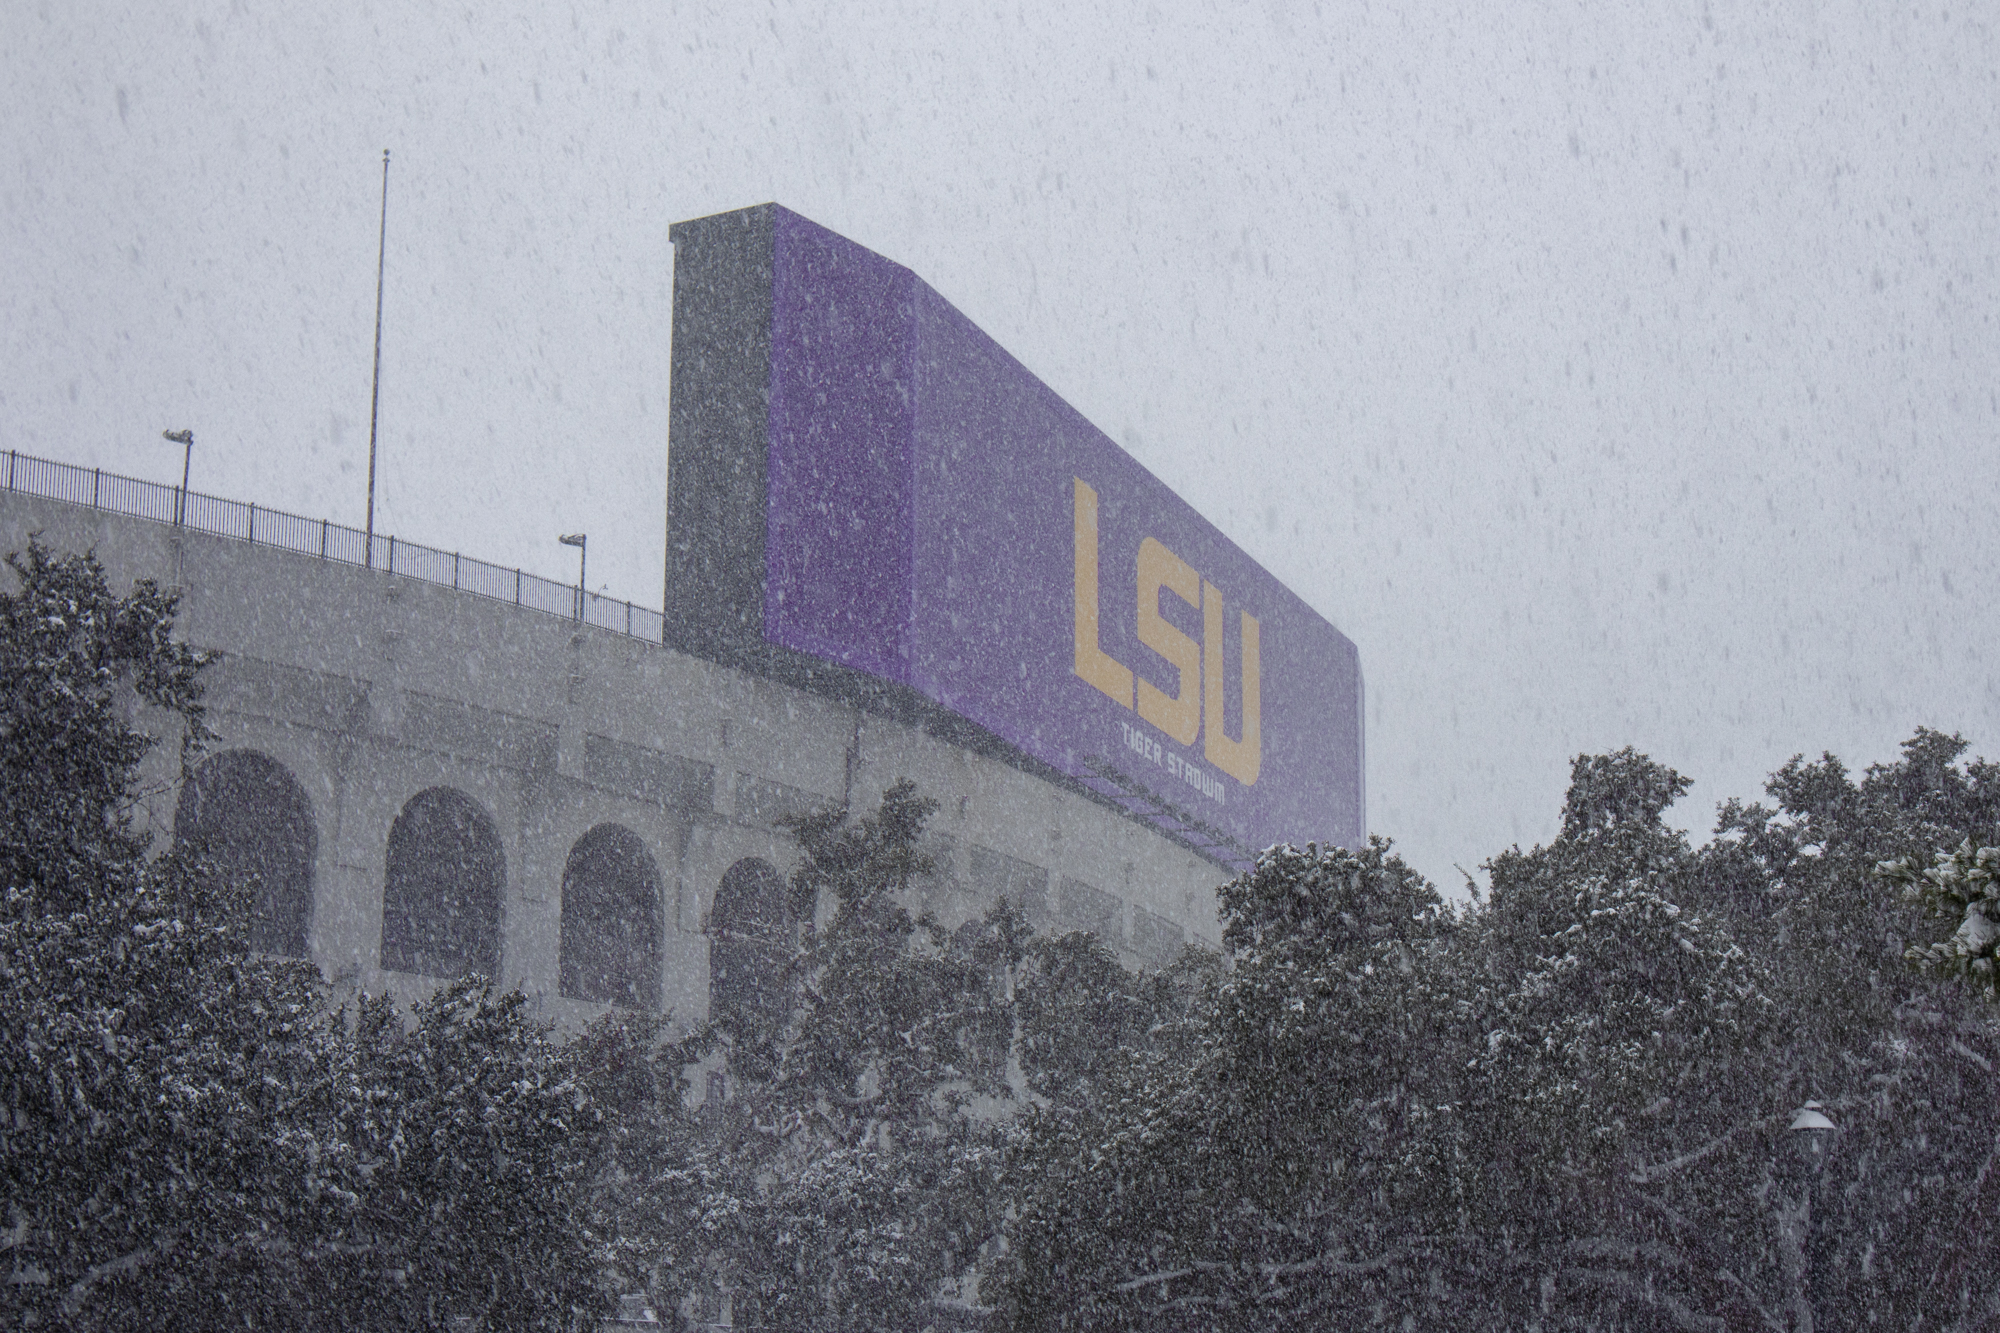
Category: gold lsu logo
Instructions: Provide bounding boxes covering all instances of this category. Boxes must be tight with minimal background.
[1071,478,1261,786]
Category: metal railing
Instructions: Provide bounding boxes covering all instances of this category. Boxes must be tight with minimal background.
[1,449,667,644]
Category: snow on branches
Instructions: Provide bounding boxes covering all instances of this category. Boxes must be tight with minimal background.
[1878,839,2000,999]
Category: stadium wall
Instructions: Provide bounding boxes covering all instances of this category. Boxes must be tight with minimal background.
[0,485,1229,1037]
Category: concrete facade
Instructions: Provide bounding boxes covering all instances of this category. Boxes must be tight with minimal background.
[1,488,1229,1037]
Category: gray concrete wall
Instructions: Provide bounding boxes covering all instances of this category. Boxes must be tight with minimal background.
[2,489,1229,1036]
[663,203,775,668]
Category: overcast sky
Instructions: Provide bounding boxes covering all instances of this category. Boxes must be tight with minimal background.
[4,1,1995,894]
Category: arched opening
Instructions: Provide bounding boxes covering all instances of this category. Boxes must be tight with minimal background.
[174,749,317,957]
[708,857,789,1038]
[559,823,664,1009]
[380,786,504,978]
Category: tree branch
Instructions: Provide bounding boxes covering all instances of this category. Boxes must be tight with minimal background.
[1627,1114,1777,1184]
[1565,1264,1729,1333]
[59,1244,159,1318]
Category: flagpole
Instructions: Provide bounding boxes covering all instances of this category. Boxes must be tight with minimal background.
[365,149,390,568]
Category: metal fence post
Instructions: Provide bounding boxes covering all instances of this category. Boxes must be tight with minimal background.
[320,517,329,558]
[453,552,460,590]
[248,503,256,543]
[388,535,395,574]
[514,569,521,604]
[5,451,13,490]
[91,469,101,507]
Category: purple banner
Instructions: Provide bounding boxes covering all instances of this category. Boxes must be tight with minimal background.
[763,208,1362,866]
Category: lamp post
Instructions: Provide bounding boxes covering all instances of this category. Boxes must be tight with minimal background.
[161,429,193,526]
[1781,1101,1837,1333]
[559,533,586,621]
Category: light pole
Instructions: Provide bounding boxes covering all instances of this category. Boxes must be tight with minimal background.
[162,429,193,526]
[1781,1101,1837,1333]
[559,533,586,621]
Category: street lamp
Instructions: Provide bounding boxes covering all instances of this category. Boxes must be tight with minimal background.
[559,533,586,621]
[161,429,193,527]
[1782,1101,1838,1333]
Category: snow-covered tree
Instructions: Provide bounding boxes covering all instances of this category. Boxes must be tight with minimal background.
[993,752,1798,1332]
[1877,839,2000,997]
[569,1011,717,1320]
[991,836,1464,1332]
[0,543,334,1326]
[0,543,611,1330]
[698,780,1016,1332]
[1703,730,2000,1327]
[1462,752,1783,1329]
